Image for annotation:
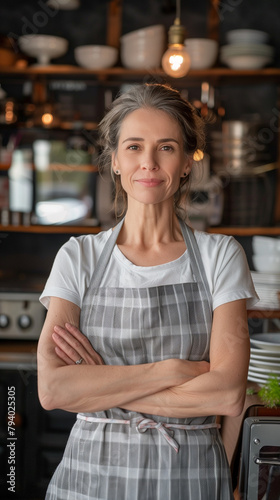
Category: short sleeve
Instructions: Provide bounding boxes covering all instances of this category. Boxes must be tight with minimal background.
[210,235,259,310]
[39,237,84,309]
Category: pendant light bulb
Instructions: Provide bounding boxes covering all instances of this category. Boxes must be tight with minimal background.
[161,2,190,79]
[162,43,190,78]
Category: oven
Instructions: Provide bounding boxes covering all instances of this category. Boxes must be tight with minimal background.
[0,292,46,341]
[0,291,76,499]
[239,416,280,500]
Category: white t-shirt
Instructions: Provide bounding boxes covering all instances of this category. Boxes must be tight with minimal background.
[40,228,259,312]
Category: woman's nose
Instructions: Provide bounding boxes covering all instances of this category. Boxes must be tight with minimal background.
[140,153,158,170]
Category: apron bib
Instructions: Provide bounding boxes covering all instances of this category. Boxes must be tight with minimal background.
[46,219,234,500]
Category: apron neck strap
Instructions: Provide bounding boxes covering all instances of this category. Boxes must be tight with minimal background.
[179,218,212,303]
[89,218,124,289]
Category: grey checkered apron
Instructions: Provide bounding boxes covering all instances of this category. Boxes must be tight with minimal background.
[46,219,234,500]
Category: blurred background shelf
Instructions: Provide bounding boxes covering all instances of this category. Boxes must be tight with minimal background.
[0,223,101,234]
[208,226,280,236]
[1,66,280,82]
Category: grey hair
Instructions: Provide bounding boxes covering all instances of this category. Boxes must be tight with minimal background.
[98,82,205,218]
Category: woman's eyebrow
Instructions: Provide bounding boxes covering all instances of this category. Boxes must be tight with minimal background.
[122,137,179,144]
[157,138,179,144]
[122,137,144,144]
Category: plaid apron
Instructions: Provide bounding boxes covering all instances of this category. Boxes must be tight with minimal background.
[46,219,234,500]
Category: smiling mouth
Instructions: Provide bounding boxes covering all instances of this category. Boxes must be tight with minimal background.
[136,179,163,187]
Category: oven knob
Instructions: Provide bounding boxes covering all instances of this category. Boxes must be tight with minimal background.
[18,314,32,330]
[0,314,10,329]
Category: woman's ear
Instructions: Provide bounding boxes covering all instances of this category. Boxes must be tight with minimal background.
[181,156,193,178]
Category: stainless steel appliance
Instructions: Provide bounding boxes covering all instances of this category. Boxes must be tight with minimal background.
[0,292,45,340]
[239,416,280,500]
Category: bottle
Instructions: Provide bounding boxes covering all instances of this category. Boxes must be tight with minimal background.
[8,148,33,225]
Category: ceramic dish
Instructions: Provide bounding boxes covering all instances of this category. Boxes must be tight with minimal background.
[250,333,280,352]
[249,360,280,372]
[250,353,280,363]
[248,369,280,382]
[220,54,272,70]
[226,29,269,45]
[248,369,269,379]
[247,373,267,385]
[250,347,280,358]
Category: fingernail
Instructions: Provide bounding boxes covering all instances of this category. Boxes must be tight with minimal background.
[52,332,58,339]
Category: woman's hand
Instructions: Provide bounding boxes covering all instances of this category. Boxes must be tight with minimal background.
[52,323,105,366]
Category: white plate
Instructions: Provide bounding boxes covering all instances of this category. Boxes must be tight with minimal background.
[250,347,280,358]
[248,364,280,374]
[248,370,269,380]
[250,333,280,352]
[249,360,280,372]
[250,352,280,363]
[247,373,266,385]
[247,370,280,383]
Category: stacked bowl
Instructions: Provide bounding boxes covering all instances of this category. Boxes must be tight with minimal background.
[209,121,275,226]
[249,333,280,385]
[184,38,218,69]
[120,25,165,69]
[250,236,280,310]
[209,120,271,176]
[252,236,280,274]
[220,29,274,69]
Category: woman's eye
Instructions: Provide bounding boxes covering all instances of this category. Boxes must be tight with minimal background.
[161,145,174,151]
[127,144,139,150]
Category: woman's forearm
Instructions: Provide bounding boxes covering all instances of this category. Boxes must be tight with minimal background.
[38,317,210,414]
[121,369,247,419]
[38,358,205,414]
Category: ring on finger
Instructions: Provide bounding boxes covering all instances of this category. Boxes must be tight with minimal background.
[75,357,83,365]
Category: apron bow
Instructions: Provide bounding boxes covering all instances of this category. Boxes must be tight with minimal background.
[136,418,179,453]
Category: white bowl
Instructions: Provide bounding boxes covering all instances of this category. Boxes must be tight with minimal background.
[121,25,165,42]
[252,254,280,273]
[252,236,280,255]
[184,38,218,69]
[120,38,165,69]
[226,29,269,45]
[19,35,68,65]
[220,43,274,57]
[74,45,118,69]
[220,54,272,69]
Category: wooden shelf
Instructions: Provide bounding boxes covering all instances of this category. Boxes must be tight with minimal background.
[1,65,280,84]
[248,309,280,318]
[0,224,101,234]
[207,226,280,236]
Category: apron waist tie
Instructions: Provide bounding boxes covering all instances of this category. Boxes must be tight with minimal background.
[77,414,220,454]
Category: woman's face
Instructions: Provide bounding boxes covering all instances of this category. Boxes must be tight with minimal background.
[112,107,191,208]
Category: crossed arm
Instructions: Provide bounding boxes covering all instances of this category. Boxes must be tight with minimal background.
[37,296,250,418]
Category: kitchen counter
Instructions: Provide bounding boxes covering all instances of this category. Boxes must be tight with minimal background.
[0,341,37,368]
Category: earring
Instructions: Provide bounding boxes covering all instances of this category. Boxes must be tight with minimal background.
[115,170,120,175]
[183,172,188,177]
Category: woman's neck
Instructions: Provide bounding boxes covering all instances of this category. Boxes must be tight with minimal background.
[117,201,184,248]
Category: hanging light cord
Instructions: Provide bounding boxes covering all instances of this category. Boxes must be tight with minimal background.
[176,0,181,21]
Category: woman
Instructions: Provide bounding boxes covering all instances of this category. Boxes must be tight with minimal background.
[37,82,258,500]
